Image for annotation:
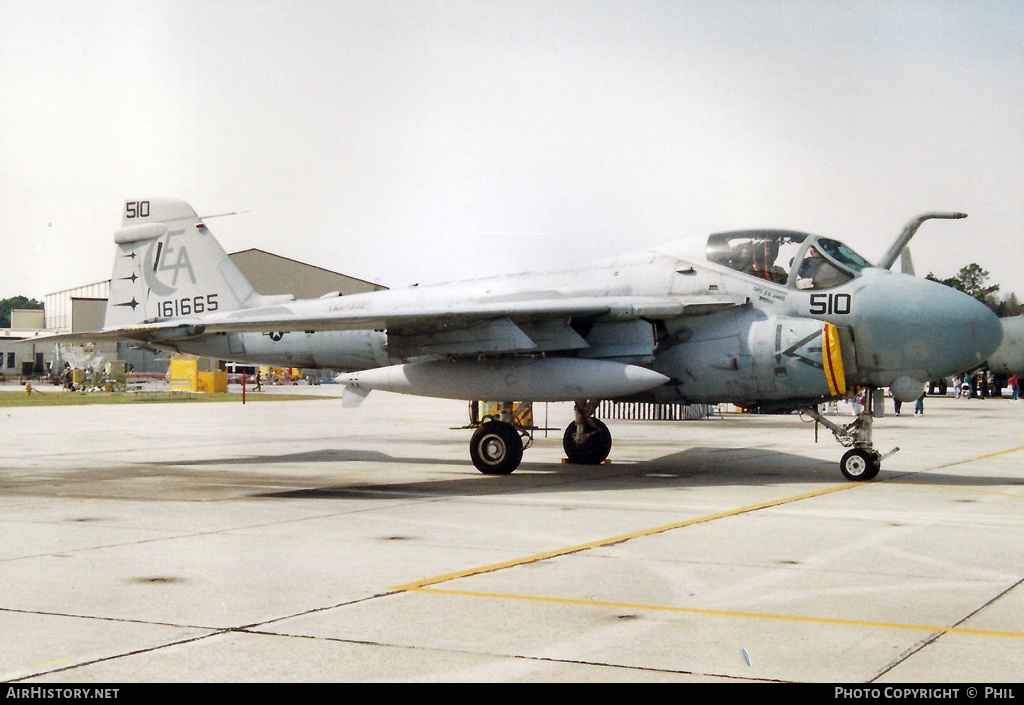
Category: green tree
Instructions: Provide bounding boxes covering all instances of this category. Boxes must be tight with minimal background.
[0,296,44,328]
[995,291,1023,318]
[926,263,1000,311]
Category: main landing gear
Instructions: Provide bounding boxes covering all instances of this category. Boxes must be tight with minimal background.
[468,399,613,474]
[562,400,612,465]
[469,418,524,475]
[802,386,897,481]
[469,400,534,475]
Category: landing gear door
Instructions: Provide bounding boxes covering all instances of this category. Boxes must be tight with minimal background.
[834,325,858,381]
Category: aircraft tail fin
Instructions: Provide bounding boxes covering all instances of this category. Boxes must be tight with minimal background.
[900,247,915,276]
[104,199,262,329]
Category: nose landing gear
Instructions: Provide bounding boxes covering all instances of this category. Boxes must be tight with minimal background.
[803,386,896,481]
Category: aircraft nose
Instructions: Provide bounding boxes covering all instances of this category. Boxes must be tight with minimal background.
[851,271,1002,385]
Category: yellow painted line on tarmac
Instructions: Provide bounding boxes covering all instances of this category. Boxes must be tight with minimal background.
[387,482,860,592]
[387,443,1024,638]
[404,586,1024,640]
[34,657,76,668]
[885,481,1024,501]
[966,444,1024,462]
[884,443,1024,498]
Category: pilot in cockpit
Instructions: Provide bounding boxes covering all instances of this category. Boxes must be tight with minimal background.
[796,246,853,290]
[750,239,787,284]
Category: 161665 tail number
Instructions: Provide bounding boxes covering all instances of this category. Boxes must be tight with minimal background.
[158,294,218,318]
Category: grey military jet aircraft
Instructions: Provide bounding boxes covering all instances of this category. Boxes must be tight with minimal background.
[986,315,1024,389]
[85,199,1001,481]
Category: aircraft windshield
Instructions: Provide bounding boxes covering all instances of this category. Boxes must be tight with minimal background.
[793,237,872,290]
[706,231,807,286]
[815,238,871,273]
[795,247,853,290]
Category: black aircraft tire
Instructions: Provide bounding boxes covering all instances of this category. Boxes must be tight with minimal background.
[840,448,880,481]
[470,421,523,475]
[563,418,612,465]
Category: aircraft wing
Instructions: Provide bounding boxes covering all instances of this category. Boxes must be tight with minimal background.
[53,293,745,356]
[209,293,741,331]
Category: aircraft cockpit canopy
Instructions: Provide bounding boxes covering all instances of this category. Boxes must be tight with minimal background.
[705,230,872,290]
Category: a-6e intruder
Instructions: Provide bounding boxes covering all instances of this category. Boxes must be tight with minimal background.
[82,200,1001,481]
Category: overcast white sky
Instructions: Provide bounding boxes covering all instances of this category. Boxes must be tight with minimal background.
[2,0,1022,300]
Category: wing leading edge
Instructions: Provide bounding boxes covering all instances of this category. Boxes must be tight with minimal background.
[57,293,745,358]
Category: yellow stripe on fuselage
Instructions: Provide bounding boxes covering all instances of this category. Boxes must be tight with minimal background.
[823,322,846,396]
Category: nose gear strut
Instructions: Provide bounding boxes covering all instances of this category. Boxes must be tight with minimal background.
[801,386,898,481]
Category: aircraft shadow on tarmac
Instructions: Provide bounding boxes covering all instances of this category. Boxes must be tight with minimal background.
[11,447,1017,503]
[137,445,1018,500]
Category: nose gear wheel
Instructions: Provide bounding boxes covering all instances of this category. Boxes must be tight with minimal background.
[840,448,880,481]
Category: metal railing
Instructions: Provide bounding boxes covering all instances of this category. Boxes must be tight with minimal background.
[597,401,715,421]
